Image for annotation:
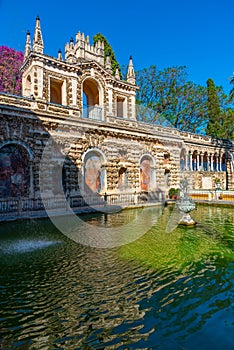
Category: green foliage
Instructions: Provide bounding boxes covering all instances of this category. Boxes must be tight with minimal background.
[206,78,222,137]
[136,65,208,133]
[229,75,234,100]
[168,188,180,198]
[206,79,234,139]
[219,108,234,139]
[93,33,121,78]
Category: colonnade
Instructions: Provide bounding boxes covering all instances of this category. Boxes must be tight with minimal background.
[180,149,229,172]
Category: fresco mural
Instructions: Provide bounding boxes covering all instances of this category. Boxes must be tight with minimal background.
[0,144,30,198]
[140,158,151,191]
[84,154,103,193]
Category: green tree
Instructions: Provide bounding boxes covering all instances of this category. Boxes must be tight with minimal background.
[136,65,208,133]
[206,78,222,137]
[206,80,234,139]
[229,75,234,100]
[93,33,121,78]
[221,109,234,139]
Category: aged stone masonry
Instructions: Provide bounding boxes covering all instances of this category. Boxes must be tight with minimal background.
[0,17,233,204]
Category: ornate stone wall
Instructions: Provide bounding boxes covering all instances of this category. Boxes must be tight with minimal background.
[0,17,233,199]
[0,94,233,200]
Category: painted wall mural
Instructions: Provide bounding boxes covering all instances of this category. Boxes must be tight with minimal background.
[140,159,151,191]
[0,144,30,198]
[84,154,103,193]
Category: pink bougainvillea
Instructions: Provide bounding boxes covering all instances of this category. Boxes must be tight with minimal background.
[0,46,24,95]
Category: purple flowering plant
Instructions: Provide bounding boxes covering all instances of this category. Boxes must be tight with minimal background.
[0,46,24,95]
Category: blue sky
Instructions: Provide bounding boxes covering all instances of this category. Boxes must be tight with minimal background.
[0,0,234,94]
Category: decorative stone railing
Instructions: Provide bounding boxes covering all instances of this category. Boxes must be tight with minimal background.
[81,105,103,121]
[0,191,164,221]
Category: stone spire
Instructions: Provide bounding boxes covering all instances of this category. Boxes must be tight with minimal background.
[105,53,112,74]
[24,30,31,59]
[127,55,136,85]
[33,16,44,54]
[58,49,63,60]
[115,67,120,80]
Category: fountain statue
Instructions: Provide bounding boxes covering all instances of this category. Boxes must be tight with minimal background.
[176,178,196,226]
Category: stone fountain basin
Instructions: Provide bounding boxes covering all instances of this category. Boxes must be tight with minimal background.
[176,200,196,213]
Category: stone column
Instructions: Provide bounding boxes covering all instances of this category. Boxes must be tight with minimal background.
[196,153,199,171]
[185,150,189,170]
[219,156,222,172]
[208,154,211,171]
[215,155,219,172]
[210,154,214,171]
[190,152,193,171]
[200,153,204,171]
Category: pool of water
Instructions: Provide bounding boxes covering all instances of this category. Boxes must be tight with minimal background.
[0,205,233,349]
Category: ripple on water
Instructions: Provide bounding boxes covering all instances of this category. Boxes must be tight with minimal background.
[0,239,62,254]
[0,206,233,349]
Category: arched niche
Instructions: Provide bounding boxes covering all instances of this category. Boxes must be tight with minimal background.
[24,75,32,97]
[117,166,128,191]
[82,149,106,194]
[82,78,103,120]
[139,155,156,192]
[221,153,227,171]
[51,164,67,195]
[0,143,33,198]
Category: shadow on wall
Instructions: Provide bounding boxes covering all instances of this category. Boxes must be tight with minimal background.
[0,110,165,215]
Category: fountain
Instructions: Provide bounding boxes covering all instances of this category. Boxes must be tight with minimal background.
[176,178,196,226]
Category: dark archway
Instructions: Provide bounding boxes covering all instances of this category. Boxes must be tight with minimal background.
[0,144,30,198]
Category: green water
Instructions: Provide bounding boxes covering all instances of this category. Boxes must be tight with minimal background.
[0,205,233,349]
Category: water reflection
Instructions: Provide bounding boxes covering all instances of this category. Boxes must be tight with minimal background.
[0,205,233,349]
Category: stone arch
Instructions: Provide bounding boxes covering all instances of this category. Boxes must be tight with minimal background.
[24,74,32,97]
[139,154,156,192]
[0,141,34,198]
[192,150,198,171]
[51,164,67,195]
[0,140,34,161]
[221,153,227,171]
[82,77,104,120]
[82,148,107,194]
